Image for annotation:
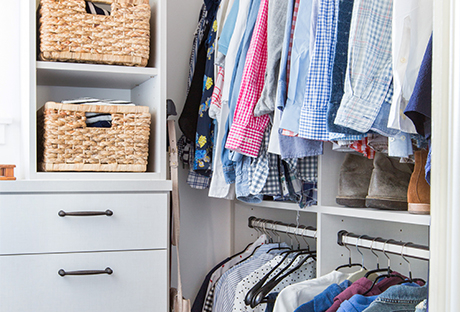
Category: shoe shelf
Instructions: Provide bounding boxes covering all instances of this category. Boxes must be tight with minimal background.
[237,142,430,227]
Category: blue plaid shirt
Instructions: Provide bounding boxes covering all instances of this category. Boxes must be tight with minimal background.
[334,0,394,133]
[298,0,338,141]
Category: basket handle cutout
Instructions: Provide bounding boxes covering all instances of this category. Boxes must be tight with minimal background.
[85,112,113,128]
[86,1,112,16]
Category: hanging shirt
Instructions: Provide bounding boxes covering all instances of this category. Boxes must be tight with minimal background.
[294,280,353,312]
[225,0,270,157]
[253,0,290,117]
[279,0,313,135]
[326,0,363,137]
[232,254,316,312]
[221,0,262,184]
[213,243,289,312]
[336,294,378,312]
[334,0,393,134]
[298,0,338,141]
[361,284,427,312]
[387,0,432,134]
[202,235,268,312]
[187,6,209,96]
[208,0,242,199]
[209,0,240,120]
[324,275,408,312]
[273,270,352,312]
[248,126,277,196]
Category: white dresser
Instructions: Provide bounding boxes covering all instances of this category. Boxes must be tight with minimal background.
[0,181,171,312]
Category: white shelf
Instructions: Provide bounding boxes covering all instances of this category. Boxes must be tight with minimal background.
[36,61,158,89]
[0,179,172,193]
[241,201,430,226]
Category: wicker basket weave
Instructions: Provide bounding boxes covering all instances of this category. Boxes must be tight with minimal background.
[39,0,151,67]
[37,102,151,172]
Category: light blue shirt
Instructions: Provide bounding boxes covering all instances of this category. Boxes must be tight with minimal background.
[298,0,339,141]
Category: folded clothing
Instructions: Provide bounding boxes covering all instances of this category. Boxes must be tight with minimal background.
[61,97,136,128]
[85,1,110,16]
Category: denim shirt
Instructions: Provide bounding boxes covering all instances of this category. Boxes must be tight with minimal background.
[361,284,428,312]
[294,280,352,312]
[336,294,378,312]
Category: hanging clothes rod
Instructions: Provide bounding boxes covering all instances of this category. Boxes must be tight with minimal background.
[337,230,429,261]
[248,216,317,239]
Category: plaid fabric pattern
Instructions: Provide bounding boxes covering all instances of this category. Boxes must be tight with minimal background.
[260,153,282,196]
[298,0,338,141]
[225,0,270,157]
[286,0,301,90]
[334,0,394,133]
[349,137,376,159]
[187,5,209,95]
[249,127,271,195]
[296,156,318,183]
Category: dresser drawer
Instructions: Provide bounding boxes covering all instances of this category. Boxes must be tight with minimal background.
[0,193,168,254]
[0,250,168,312]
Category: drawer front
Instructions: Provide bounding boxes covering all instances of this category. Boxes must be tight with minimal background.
[0,250,168,312]
[0,193,168,254]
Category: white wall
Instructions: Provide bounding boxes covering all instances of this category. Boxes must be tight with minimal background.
[166,0,233,301]
[0,1,23,179]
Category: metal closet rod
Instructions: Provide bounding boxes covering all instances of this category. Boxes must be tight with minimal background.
[337,230,429,261]
[248,216,317,239]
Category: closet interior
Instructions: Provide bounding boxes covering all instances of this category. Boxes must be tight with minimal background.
[181,0,433,310]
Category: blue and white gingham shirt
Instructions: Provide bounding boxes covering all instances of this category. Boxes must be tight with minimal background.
[213,243,288,312]
[334,0,394,133]
[298,0,338,141]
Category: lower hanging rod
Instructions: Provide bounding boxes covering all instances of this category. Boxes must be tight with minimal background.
[248,216,317,239]
[337,230,429,261]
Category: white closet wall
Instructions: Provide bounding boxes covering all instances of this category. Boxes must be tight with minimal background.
[166,0,233,300]
[0,1,23,178]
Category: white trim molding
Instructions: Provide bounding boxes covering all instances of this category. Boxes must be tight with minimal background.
[430,0,460,310]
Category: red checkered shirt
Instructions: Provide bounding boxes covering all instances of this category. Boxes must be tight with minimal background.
[225,0,270,157]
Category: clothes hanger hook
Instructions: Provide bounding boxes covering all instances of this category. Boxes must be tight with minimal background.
[261,220,273,243]
[284,223,294,249]
[401,242,413,281]
[290,223,301,250]
[300,226,311,251]
[356,235,365,267]
[370,237,382,269]
[271,221,282,244]
[343,232,353,267]
[383,239,396,272]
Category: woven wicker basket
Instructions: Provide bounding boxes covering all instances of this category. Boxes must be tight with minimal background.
[37,102,151,172]
[39,0,151,67]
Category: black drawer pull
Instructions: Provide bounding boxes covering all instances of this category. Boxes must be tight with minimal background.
[58,210,113,217]
[58,267,113,277]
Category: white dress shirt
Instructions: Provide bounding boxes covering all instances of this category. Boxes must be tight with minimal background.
[272,270,352,312]
[388,0,432,133]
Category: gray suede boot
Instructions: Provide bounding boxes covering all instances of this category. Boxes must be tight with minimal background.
[365,152,414,210]
[336,153,374,208]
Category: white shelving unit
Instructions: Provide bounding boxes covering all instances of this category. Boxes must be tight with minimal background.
[233,143,430,281]
[21,0,168,181]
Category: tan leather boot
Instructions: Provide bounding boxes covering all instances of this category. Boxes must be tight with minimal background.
[407,149,430,214]
[336,153,374,208]
[365,152,414,210]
